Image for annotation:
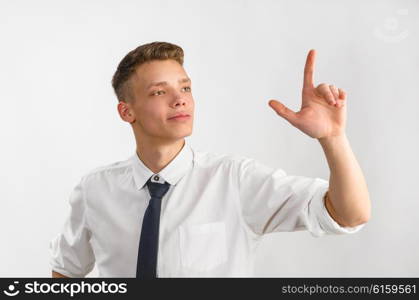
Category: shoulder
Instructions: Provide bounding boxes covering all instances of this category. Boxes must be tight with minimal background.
[192,147,256,172]
[194,148,285,180]
[79,155,133,186]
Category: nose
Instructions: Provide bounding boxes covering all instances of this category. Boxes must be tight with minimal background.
[171,93,188,108]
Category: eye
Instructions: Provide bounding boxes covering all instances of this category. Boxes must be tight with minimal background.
[152,90,165,96]
[151,86,191,96]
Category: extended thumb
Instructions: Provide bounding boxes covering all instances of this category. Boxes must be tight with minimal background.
[268,100,297,124]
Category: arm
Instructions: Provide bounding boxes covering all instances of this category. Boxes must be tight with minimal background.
[319,134,371,227]
[49,176,96,279]
[268,49,371,228]
[52,270,69,278]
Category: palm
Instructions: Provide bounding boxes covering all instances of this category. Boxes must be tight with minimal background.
[269,49,347,139]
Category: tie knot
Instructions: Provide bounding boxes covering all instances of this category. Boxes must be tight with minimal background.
[146,177,170,199]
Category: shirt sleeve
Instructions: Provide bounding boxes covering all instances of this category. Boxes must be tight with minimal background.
[49,176,96,277]
[237,157,366,238]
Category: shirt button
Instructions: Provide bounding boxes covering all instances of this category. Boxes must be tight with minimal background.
[154,175,159,181]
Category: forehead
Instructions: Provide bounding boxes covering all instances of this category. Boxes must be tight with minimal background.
[133,59,187,86]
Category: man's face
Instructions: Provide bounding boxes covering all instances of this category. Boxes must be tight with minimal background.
[123,59,195,143]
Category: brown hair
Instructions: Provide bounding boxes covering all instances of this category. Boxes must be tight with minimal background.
[111,41,184,103]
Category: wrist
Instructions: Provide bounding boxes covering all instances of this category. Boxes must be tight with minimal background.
[318,133,347,146]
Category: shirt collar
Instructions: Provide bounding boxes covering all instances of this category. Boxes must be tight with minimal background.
[130,139,194,190]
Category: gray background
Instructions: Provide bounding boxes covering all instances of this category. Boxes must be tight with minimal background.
[1,0,418,277]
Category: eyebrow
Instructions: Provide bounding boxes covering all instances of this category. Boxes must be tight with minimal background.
[146,77,191,90]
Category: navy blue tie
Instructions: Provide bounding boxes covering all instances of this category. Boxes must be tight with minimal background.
[136,177,170,278]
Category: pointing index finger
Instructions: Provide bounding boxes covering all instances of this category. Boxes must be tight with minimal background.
[303,49,316,89]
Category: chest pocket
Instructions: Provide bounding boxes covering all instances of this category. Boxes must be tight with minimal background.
[179,221,228,272]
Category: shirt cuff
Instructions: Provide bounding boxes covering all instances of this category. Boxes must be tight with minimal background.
[309,181,367,237]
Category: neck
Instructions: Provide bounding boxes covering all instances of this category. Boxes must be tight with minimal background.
[135,137,185,174]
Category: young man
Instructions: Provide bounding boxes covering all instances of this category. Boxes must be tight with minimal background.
[50,41,370,278]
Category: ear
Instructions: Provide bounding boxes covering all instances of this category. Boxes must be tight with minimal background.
[117,101,136,123]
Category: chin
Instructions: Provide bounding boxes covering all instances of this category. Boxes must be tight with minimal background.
[178,130,193,138]
[161,130,189,139]
[170,125,193,137]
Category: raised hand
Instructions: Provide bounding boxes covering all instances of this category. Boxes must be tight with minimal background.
[268,49,347,139]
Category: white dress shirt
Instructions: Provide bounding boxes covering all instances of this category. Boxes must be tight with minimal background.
[49,139,366,277]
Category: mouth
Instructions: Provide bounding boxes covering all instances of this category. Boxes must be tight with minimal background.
[168,114,191,120]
